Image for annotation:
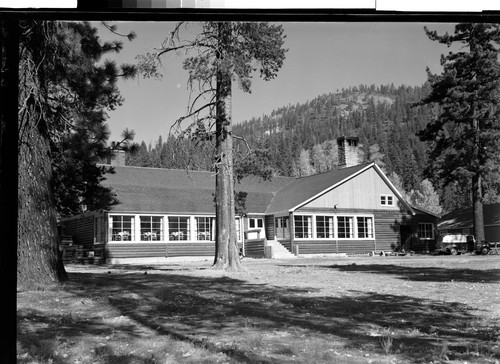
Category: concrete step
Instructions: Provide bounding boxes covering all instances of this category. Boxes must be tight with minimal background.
[266,240,296,259]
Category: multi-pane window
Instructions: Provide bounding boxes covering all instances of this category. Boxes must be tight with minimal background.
[235,217,242,242]
[337,216,354,238]
[111,215,134,241]
[380,194,394,206]
[249,218,264,229]
[168,216,190,241]
[418,223,434,239]
[140,216,163,241]
[195,217,214,241]
[357,216,374,238]
[294,215,312,238]
[316,216,334,239]
[275,217,290,239]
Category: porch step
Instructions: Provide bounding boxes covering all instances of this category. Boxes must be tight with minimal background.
[266,240,296,259]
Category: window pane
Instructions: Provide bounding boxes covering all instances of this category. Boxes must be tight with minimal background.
[418,223,433,239]
[316,216,334,239]
[140,216,163,241]
[196,217,214,241]
[111,215,134,241]
[169,217,190,240]
[337,216,353,238]
[294,216,311,238]
[357,216,374,238]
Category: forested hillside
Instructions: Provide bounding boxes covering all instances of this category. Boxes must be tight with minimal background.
[125,83,499,214]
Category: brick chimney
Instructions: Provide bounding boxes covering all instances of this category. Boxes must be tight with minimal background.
[108,150,126,167]
[337,136,359,168]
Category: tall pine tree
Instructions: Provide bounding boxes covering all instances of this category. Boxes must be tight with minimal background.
[417,23,500,242]
[140,22,286,270]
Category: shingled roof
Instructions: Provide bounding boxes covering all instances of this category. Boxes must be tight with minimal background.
[102,166,293,214]
[265,163,373,214]
[101,163,412,216]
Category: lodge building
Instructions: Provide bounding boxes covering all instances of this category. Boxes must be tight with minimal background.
[59,137,438,263]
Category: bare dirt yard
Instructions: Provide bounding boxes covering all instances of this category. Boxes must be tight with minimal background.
[17,254,500,363]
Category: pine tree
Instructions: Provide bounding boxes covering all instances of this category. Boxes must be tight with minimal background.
[417,23,500,242]
[3,20,136,288]
[139,22,286,271]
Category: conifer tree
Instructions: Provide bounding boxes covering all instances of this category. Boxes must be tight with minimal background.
[140,22,286,270]
[417,23,500,242]
[2,20,136,287]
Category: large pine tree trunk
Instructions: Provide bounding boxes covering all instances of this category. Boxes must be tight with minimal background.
[17,21,67,288]
[472,173,485,242]
[212,22,243,271]
[471,116,485,243]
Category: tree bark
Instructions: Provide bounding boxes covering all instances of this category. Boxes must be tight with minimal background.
[0,19,20,362]
[472,173,485,242]
[212,22,244,271]
[17,21,67,288]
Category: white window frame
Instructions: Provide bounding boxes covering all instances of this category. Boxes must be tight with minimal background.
[418,222,434,240]
[194,216,215,241]
[109,214,136,242]
[380,194,395,206]
[356,216,374,239]
[139,215,164,241]
[291,213,375,240]
[293,215,313,239]
[168,215,191,241]
[315,215,335,239]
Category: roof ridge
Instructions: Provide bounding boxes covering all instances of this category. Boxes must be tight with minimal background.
[293,161,374,180]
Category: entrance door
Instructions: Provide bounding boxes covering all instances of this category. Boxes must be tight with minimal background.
[249,218,265,239]
[400,225,412,251]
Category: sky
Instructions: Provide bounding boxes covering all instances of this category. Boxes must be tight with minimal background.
[96,21,455,145]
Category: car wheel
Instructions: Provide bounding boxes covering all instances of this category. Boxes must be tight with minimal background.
[481,246,490,255]
[450,247,458,255]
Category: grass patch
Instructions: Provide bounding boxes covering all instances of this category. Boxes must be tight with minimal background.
[17,255,500,363]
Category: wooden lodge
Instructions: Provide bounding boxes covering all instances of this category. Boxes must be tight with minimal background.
[59,137,439,263]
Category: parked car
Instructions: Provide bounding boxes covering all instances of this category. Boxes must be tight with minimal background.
[437,234,499,255]
[436,234,476,255]
[475,240,499,255]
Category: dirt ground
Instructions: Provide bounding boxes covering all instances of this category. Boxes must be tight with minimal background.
[17,254,500,363]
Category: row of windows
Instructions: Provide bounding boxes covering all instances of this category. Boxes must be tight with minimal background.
[275,216,434,240]
[275,215,375,240]
[110,215,241,242]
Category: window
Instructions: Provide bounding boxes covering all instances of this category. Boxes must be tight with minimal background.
[418,223,434,239]
[294,215,312,238]
[337,216,354,238]
[357,216,374,238]
[140,216,163,241]
[275,217,290,239]
[195,217,214,241]
[111,215,134,241]
[249,218,264,229]
[316,216,334,239]
[380,194,394,206]
[169,216,190,240]
[235,217,242,242]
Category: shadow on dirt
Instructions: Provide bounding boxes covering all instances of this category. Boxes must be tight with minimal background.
[280,263,500,283]
[17,264,499,363]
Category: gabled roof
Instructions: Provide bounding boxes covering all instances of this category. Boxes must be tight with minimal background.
[265,163,372,213]
[100,163,414,216]
[438,203,500,229]
[101,166,293,214]
[265,162,415,215]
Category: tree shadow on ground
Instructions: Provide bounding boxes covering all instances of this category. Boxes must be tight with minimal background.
[280,263,500,283]
[20,266,494,363]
